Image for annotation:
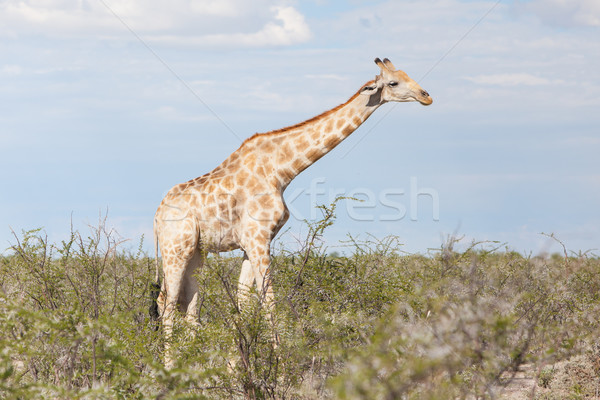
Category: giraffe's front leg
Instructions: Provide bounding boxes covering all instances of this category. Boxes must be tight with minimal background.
[239,196,287,342]
[246,246,274,309]
[246,244,279,346]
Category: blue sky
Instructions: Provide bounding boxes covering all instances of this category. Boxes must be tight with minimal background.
[1,0,598,255]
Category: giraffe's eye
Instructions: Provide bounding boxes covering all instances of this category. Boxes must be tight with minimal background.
[388,81,398,87]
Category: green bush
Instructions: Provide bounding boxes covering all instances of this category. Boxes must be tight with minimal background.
[0,207,598,399]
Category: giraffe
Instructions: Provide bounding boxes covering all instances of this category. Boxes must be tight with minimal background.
[152,57,432,367]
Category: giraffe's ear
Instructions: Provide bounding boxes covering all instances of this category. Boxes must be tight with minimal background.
[361,79,382,95]
[382,58,396,71]
[374,57,394,79]
[361,78,383,106]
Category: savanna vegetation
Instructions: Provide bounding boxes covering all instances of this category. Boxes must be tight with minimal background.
[1,202,599,399]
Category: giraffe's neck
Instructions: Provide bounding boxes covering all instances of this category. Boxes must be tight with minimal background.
[259,83,381,189]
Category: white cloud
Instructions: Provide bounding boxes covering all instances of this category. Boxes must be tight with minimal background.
[515,0,600,27]
[1,65,22,75]
[464,73,563,86]
[189,0,239,17]
[251,6,311,46]
[153,6,311,47]
[0,0,311,47]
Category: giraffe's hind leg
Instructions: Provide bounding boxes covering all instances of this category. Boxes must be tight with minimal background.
[237,253,255,305]
[156,217,200,368]
[179,251,203,325]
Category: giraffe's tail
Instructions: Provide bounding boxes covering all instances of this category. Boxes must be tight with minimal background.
[148,218,161,324]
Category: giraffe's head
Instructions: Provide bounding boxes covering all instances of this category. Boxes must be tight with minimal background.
[368,57,432,106]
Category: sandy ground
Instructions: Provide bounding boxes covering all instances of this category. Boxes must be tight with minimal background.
[499,364,538,400]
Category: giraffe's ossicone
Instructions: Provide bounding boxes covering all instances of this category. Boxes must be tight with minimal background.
[152,58,432,368]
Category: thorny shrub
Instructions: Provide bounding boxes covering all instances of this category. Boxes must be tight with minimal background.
[0,206,598,399]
